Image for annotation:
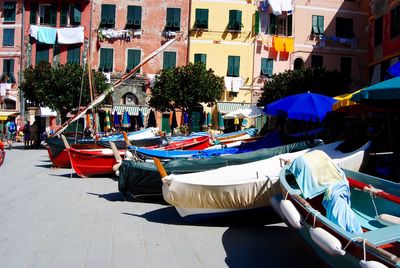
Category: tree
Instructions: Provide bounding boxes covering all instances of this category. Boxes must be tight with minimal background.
[21,62,109,122]
[258,67,352,106]
[149,63,224,130]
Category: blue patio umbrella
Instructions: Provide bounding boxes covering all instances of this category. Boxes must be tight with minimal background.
[137,110,144,128]
[218,112,225,130]
[351,76,400,101]
[122,111,131,128]
[113,110,120,128]
[183,112,188,124]
[265,92,336,122]
[387,61,400,78]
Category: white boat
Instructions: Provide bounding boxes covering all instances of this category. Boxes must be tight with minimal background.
[160,140,371,221]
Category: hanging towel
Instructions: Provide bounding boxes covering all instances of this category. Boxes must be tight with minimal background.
[281,0,292,12]
[268,0,282,15]
[30,25,38,40]
[37,26,57,45]
[231,77,243,92]
[283,37,294,52]
[0,84,6,97]
[224,77,233,90]
[57,26,84,44]
[273,36,284,52]
[146,74,156,88]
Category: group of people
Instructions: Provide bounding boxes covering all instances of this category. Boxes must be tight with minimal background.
[0,120,40,149]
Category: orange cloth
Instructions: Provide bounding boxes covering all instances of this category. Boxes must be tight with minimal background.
[273,36,294,52]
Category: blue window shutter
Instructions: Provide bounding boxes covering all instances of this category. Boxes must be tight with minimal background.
[3,29,15,46]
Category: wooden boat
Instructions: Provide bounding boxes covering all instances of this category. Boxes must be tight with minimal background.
[274,151,399,267]
[68,147,126,177]
[144,135,210,151]
[117,139,324,198]
[158,140,371,221]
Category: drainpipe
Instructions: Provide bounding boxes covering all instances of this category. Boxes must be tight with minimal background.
[19,0,25,120]
[186,0,192,64]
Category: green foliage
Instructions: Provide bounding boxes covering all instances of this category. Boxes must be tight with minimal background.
[149,63,224,113]
[258,67,352,106]
[21,62,109,122]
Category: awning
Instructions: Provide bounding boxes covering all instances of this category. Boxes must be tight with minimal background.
[0,110,18,120]
[40,107,57,117]
[112,105,149,116]
[217,102,252,113]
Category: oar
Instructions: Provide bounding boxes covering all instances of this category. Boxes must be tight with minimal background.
[348,177,400,204]
[110,141,122,171]
[153,157,168,178]
[122,131,132,147]
[60,134,70,149]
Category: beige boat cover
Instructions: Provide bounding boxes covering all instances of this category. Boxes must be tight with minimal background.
[162,140,371,210]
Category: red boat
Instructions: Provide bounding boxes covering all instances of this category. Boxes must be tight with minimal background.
[68,147,125,178]
[147,135,210,150]
[0,141,5,167]
[47,143,103,168]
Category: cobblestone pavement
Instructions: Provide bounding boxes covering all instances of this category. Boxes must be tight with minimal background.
[0,144,324,268]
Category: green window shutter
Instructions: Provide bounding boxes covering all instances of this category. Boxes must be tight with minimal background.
[266,59,273,77]
[67,46,80,64]
[317,16,324,35]
[194,53,206,65]
[166,8,180,31]
[127,49,141,72]
[127,6,142,29]
[108,5,115,27]
[269,14,276,34]
[106,48,113,71]
[99,49,106,71]
[228,10,235,30]
[227,56,234,76]
[50,4,57,26]
[60,4,68,26]
[101,5,115,27]
[36,44,49,65]
[2,59,15,83]
[134,6,142,26]
[73,4,81,25]
[312,15,319,34]
[261,58,268,75]
[4,2,16,22]
[174,9,180,29]
[254,11,260,34]
[233,56,240,77]
[166,8,173,27]
[163,51,176,69]
[236,10,242,30]
[287,14,292,36]
[100,5,108,26]
[195,9,208,29]
[3,29,15,46]
[229,10,241,30]
[30,3,38,25]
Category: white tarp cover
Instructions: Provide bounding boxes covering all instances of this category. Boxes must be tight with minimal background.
[162,140,371,211]
[223,106,266,119]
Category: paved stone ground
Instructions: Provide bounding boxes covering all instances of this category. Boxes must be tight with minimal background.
[0,143,324,268]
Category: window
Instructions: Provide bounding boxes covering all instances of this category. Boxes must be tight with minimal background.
[312,15,324,35]
[67,46,80,64]
[38,4,57,26]
[390,5,400,38]
[99,48,113,72]
[374,16,383,46]
[340,57,352,78]
[126,6,142,29]
[166,8,181,31]
[3,2,16,22]
[195,9,208,29]
[2,59,15,83]
[228,10,242,31]
[127,49,141,72]
[60,4,81,27]
[2,29,15,46]
[36,44,50,65]
[194,53,207,65]
[336,17,353,38]
[163,51,176,69]
[100,4,116,28]
[294,58,304,70]
[261,58,273,77]
[269,14,292,36]
[311,55,323,69]
[227,56,240,77]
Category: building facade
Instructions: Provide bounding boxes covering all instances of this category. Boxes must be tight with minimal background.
[0,0,23,124]
[368,0,400,84]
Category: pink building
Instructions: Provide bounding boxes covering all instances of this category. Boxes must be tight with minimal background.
[368,0,400,84]
[0,0,23,124]
[253,0,370,97]
[90,0,189,132]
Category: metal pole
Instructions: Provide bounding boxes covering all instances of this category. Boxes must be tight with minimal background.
[19,0,26,120]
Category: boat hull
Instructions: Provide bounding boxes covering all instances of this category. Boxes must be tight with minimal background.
[68,148,125,177]
[47,148,71,168]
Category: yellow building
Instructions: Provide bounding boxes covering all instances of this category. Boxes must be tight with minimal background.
[189,0,258,124]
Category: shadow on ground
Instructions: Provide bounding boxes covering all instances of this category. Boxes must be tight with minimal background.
[123,206,283,227]
[222,225,326,268]
[49,173,81,179]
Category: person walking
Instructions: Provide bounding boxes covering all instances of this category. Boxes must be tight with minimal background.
[23,121,31,149]
[29,121,39,149]
[5,120,16,149]
[0,120,4,141]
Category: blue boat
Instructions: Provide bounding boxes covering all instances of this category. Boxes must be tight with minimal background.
[274,150,400,267]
